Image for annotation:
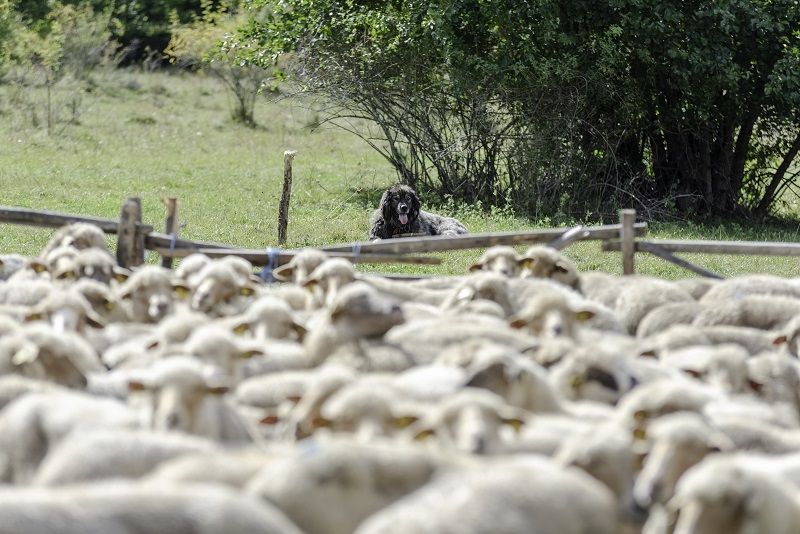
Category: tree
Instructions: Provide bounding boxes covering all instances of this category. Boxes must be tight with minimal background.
[166,0,273,126]
[236,0,800,220]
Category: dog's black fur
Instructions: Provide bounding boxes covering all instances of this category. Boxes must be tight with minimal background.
[368,184,469,241]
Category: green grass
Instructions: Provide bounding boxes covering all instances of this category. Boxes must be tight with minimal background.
[1,69,800,279]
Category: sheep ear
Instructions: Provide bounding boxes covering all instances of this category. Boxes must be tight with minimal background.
[311,416,332,429]
[56,269,76,280]
[292,322,307,341]
[575,310,595,322]
[639,349,658,358]
[172,284,191,299]
[112,268,130,283]
[393,415,418,428]
[681,368,703,380]
[239,349,263,360]
[748,379,764,393]
[468,263,483,272]
[206,385,230,395]
[465,361,508,391]
[508,317,527,329]
[708,433,734,453]
[302,279,318,292]
[260,414,280,425]
[86,311,106,329]
[554,260,571,274]
[413,428,435,441]
[271,265,293,282]
[30,261,48,274]
[128,379,150,392]
[24,312,43,322]
[518,258,534,269]
[12,346,38,366]
[773,334,788,345]
[502,417,525,432]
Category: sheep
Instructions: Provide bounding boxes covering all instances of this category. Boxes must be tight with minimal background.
[302,257,358,308]
[636,301,702,338]
[173,252,212,283]
[31,428,220,486]
[354,456,620,534]
[142,447,286,488]
[518,245,581,290]
[657,344,750,394]
[0,278,54,306]
[384,315,539,365]
[468,245,522,277]
[30,245,78,280]
[227,295,306,341]
[129,356,256,444]
[272,248,329,284]
[402,388,528,455]
[0,253,28,281]
[116,265,179,323]
[0,322,105,389]
[554,421,646,530]
[0,374,67,411]
[632,412,734,510]
[25,287,106,332]
[0,390,140,484]
[71,278,130,324]
[245,437,452,534]
[303,281,405,364]
[668,453,800,534]
[440,272,518,316]
[745,351,800,420]
[360,273,455,307]
[698,273,800,302]
[39,222,108,257]
[673,277,720,300]
[169,324,264,379]
[579,271,628,307]
[189,259,259,316]
[313,381,406,441]
[0,481,304,534]
[69,246,129,285]
[693,294,800,330]
[613,276,695,335]
[509,289,596,339]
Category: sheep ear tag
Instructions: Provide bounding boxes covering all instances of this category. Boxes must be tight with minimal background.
[12,347,37,366]
[575,310,595,322]
[503,418,525,432]
[393,416,418,428]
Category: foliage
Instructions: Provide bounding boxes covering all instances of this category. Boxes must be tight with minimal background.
[165,0,272,125]
[235,0,800,221]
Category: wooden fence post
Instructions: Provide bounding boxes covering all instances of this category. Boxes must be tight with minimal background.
[278,150,298,246]
[620,209,636,275]
[117,197,144,269]
[160,197,179,269]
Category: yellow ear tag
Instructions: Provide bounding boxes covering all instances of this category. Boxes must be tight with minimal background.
[634,409,649,422]
[503,418,525,432]
[173,286,190,299]
[233,323,249,336]
[12,347,35,366]
[633,427,647,441]
[575,310,594,322]
[414,429,435,441]
[569,375,583,388]
[394,416,418,428]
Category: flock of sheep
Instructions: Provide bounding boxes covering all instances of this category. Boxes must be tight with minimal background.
[1,221,800,533]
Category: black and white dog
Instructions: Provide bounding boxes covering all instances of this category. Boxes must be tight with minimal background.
[368,184,468,241]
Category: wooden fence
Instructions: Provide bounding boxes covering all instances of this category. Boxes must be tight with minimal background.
[2,200,800,280]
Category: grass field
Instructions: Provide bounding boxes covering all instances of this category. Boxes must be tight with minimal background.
[1,69,800,279]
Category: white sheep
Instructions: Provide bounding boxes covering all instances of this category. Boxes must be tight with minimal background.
[31,428,219,486]
[354,456,620,534]
[128,356,256,444]
[518,245,581,289]
[39,222,108,257]
[245,437,451,534]
[189,259,259,316]
[0,390,140,484]
[272,248,329,284]
[116,265,179,323]
[668,453,800,534]
[468,245,522,277]
[0,481,304,534]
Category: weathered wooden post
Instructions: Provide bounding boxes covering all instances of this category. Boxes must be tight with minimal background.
[620,209,636,275]
[278,150,298,246]
[117,197,145,269]
[160,197,179,269]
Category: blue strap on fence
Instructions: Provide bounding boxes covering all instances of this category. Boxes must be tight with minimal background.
[260,247,280,283]
[169,233,178,256]
[351,242,362,265]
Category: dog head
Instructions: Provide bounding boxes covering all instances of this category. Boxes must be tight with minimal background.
[380,184,420,228]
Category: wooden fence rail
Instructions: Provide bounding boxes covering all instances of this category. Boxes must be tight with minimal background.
[5,199,797,280]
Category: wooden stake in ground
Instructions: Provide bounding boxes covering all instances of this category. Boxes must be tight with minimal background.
[117,197,145,269]
[278,151,298,246]
[620,209,636,275]
[160,197,179,269]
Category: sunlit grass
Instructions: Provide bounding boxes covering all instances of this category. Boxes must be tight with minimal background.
[1,69,799,279]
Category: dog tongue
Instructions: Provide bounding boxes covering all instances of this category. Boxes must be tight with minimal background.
[399,214,409,225]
